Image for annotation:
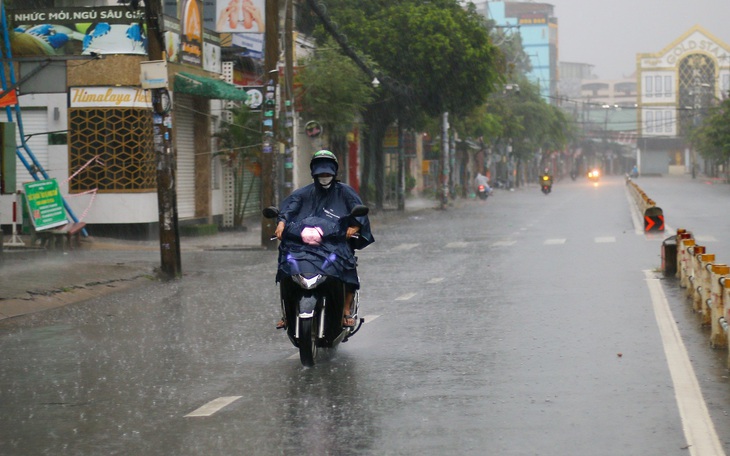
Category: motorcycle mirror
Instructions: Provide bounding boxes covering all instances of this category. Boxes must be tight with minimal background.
[262,206,279,219]
[350,205,369,217]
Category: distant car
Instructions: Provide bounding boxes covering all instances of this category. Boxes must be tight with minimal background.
[588,169,600,182]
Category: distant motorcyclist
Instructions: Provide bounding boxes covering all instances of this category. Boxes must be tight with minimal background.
[474,171,491,193]
[541,168,553,185]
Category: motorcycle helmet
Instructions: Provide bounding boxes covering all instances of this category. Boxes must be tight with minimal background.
[310,150,339,176]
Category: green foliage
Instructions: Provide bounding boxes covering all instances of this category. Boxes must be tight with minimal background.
[297,37,375,140]
[482,78,572,161]
[691,98,730,165]
[318,0,502,119]
[309,0,503,208]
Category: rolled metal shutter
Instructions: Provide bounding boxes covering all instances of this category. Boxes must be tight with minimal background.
[15,109,48,190]
[174,94,195,219]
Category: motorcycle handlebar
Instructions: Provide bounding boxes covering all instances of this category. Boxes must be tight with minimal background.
[269,232,359,242]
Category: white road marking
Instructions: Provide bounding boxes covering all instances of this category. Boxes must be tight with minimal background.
[445,241,468,248]
[543,238,566,245]
[395,292,417,301]
[492,240,516,247]
[185,396,242,417]
[625,186,645,234]
[644,270,726,456]
[594,236,616,243]
[426,277,444,284]
[393,243,419,251]
[362,314,380,323]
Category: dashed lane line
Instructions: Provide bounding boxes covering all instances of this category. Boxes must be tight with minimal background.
[445,241,469,248]
[393,243,420,251]
[492,240,517,247]
[644,270,726,456]
[543,238,566,245]
[185,396,242,417]
[426,277,445,284]
[395,292,417,301]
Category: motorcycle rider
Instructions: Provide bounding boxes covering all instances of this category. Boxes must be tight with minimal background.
[474,171,491,195]
[541,167,553,185]
[273,150,374,329]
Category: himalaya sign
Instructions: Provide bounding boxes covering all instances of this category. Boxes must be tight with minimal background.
[69,87,153,108]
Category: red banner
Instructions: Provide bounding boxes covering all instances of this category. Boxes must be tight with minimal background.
[0,89,18,108]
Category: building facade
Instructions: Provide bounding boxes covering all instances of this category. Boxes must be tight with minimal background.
[636,25,730,175]
[0,1,252,236]
[475,0,558,104]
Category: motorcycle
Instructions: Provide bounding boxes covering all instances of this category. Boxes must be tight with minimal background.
[477,184,489,200]
[540,175,552,195]
[263,205,369,367]
[588,168,601,182]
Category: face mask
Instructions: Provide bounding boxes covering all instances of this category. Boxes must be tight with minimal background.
[318,176,334,188]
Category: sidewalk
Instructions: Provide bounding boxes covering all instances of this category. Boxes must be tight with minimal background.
[0,196,444,320]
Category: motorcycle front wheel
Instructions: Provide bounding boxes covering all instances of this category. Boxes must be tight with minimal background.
[299,318,317,367]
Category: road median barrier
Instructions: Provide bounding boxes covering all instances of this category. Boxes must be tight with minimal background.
[626,177,664,232]
[672,228,730,365]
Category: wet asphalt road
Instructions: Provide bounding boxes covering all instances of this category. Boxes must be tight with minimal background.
[2,175,730,455]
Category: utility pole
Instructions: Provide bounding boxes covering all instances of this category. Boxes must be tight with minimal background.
[260,0,279,248]
[397,121,405,211]
[439,112,449,210]
[143,0,182,279]
[282,0,294,199]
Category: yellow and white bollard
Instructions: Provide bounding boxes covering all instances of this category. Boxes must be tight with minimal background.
[679,238,695,289]
[709,264,729,348]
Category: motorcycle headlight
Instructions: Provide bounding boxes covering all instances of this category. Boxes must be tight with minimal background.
[293,274,326,290]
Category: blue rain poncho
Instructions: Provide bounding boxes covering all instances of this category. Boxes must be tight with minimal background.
[275,181,374,288]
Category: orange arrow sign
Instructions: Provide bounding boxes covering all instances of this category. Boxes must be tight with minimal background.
[645,216,655,231]
[645,215,665,232]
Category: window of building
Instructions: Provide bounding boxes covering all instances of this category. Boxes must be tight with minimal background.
[664,76,672,97]
[646,111,654,133]
[69,108,156,193]
[645,76,653,97]
[678,54,716,136]
[665,110,674,133]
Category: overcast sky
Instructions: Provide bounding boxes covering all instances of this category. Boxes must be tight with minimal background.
[549,0,730,79]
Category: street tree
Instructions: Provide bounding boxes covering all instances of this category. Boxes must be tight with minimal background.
[691,97,730,177]
[296,37,375,164]
[306,0,502,209]
[481,77,571,186]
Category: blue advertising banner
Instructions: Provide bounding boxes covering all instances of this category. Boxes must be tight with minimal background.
[9,7,146,56]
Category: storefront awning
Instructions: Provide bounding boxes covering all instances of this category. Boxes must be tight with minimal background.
[174,72,248,102]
